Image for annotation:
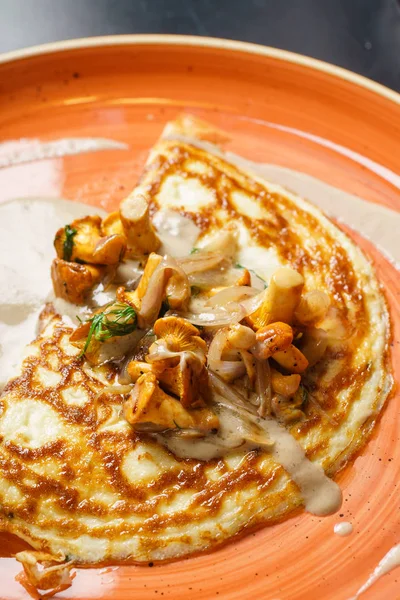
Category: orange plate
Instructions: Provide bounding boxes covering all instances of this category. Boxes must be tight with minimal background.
[0,35,399,600]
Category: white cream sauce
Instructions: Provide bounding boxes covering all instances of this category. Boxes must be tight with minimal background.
[0,199,200,389]
[350,543,400,599]
[51,297,93,326]
[334,521,353,536]
[158,406,264,461]
[162,404,341,517]
[0,198,106,388]
[0,138,128,168]
[266,417,342,516]
[153,208,200,256]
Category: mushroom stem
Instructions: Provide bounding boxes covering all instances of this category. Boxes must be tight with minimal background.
[247,267,304,329]
[120,193,160,255]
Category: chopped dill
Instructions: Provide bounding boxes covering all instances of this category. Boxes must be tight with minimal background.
[159,298,170,318]
[190,285,201,297]
[80,303,137,357]
[63,225,77,261]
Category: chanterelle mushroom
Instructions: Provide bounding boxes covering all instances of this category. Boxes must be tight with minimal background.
[127,360,155,382]
[120,192,160,256]
[118,254,191,327]
[251,322,294,360]
[164,259,191,310]
[145,316,209,407]
[101,211,125,237]
[124,372,219,432]
[51,258,105,305]
[117,253,164,326]
[153,316,205,353]
[207,324,257,383]
[102,200,160,259]
[246,267,304,329]
[54,215,126,265]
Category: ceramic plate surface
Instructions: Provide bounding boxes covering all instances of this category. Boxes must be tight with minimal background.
[0,35,399,600]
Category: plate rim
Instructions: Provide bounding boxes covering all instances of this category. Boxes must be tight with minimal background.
[0,32,400,600]
[0,33,399,106]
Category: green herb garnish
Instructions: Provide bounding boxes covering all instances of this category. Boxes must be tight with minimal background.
[190,285,201,297]
[190,247,200,254]
[80,303,137,357]
[159,298,170,318]
[293,384,308,407]
[63,225,77,261]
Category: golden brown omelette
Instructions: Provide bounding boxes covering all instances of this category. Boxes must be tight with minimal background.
[0,115,392,597]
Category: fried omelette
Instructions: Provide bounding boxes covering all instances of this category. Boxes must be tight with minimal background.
[0,116,392,594]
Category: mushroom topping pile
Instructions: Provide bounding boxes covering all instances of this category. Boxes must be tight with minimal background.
[51,193,334,447]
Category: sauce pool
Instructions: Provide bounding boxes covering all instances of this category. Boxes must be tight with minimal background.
[0,198,106,389]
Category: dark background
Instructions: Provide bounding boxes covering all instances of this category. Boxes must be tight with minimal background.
[1,0,400,91]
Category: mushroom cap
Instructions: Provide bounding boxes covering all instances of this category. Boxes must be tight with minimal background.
[227,323,256,350]
[101,211,125,237]
[270,369,301,396]
[127,361,154,382]
[252,322,294,359]
[153,317,208,360]
[154,316,200,350]
[51,258,104,305]
[124,372,218,431]
[54,215,126,265]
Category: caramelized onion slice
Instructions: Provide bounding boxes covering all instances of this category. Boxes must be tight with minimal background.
[208,328,245,381]
[178,251,228,275]
[256,359,272,417]
[179,289,266,328]
[138,255,190,323]
[208,373,273,448]
[177,305,245,327]
[207,286,259,307]
[208,371,256,414]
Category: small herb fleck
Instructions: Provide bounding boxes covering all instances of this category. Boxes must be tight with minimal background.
[190,286,201,297]
[63,225,77,261]
[190,247,200,254]
[159,299,170,318]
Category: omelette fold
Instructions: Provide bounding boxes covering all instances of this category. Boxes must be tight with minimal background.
[0,115,392,596]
